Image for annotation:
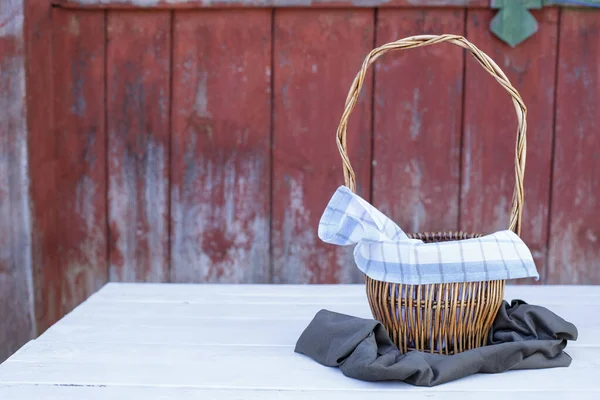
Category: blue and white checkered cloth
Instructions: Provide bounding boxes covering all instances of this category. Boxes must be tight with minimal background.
[318,186,539,284]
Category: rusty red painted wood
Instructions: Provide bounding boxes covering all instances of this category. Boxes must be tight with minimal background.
[51,0,488,9]
[0,0,35,362]
[461,9,558,283]
[52,10,108,312]
[170,10,271,283]
[271,10,374,284]
[24,0,59,335]
[548,10,600,284]
[373,9,465,234]
[107,12,170,282]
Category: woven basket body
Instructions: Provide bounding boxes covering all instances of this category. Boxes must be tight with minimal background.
[366,232,505,354]
[335,35,528,355]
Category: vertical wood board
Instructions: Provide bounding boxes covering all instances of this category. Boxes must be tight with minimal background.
[52,10,108,313]
[24,0,59,334]
[462,9,558,282]
[373,9,465,234]
[170,10,271,283]
[272,9,374,283]
[107,11,171,282]
[548,10,600,284]
[0,0,34,362]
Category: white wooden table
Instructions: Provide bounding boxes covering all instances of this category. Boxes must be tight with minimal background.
[0,284,599,399]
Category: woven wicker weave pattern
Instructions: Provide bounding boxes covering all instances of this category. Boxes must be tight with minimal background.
[337,35,527,354]
[366,232,506,354]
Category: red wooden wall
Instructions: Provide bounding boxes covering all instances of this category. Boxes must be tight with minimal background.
[2,0,600,361]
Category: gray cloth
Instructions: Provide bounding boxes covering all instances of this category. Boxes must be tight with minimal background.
[295,300,578,387]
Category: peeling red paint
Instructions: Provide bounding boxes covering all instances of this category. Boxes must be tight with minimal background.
[548,10,600,284]
[373,9,464,236]
[271,10,373,284]
[0,0,35,363]
[107,12,170,282]
[25,0,59,337]
[170,10,271,283]
[461,9,558,282]
[52,10,108,316]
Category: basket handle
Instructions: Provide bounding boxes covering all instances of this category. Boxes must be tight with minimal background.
[336,34,527,235]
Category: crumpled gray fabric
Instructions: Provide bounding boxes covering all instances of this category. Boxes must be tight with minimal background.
[295,300,578,387]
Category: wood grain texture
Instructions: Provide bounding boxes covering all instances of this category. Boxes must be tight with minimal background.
[373,9,464,234]
[107,11,170,282]
[271,10,374,284]
[0,0,35,362]
[548,10,600,284]
[24,0,59,336]
[170,10,271,283]
[0,284,598,397]
[461,9,558,282]
[1,343,597,390]
[2,387,598,400]
[52,10,108,316]
[51,0,489,9]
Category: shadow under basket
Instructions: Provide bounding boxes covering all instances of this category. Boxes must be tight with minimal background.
[365,231,506,355]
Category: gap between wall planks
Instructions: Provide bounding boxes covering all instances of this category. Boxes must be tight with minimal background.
[548,9,600,284]
[0,0,35,363]
[271,9,374,284]
[107,11,171,282]
[50,0,489,10]
[170,9,271,283]
[373,8,465,235]
[461,8,558,284]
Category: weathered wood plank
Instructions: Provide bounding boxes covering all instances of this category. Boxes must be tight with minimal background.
[52,10,108,315]
[24,0,60,335]
[1,343,596,390]
[0,0,35,362]
[170,10,271,283]
[373,9,464,234]
[107,11,170,282]
[51,0,489,10]
[461,9,558,283]
[2,386,598,400]
[271,10,374,283]
[56,297,600,324]
[548,10,600,284]
[90,282,600,305]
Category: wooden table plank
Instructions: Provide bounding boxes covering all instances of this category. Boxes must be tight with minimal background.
[8,340,596,365]
[0,284,596,397]
[91,282,600,303]
[57,297,600,322]
[31,284,600,347]
[0,345,595,391]
[2,386,596,400]
[36,303,600,347]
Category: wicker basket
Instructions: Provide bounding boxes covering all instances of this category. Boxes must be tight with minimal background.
[336,35,527,355]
